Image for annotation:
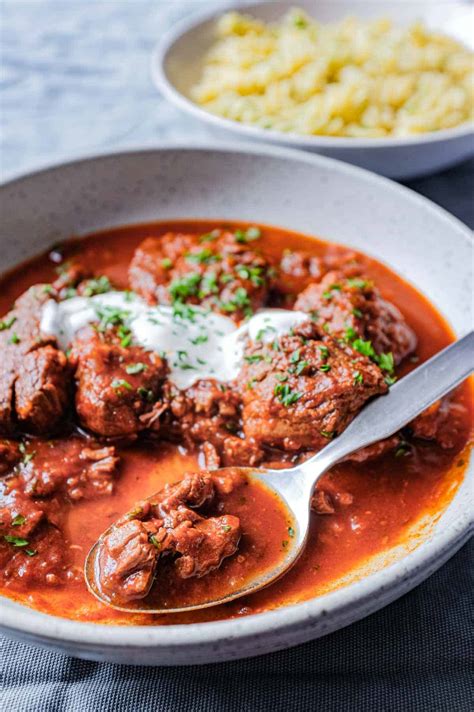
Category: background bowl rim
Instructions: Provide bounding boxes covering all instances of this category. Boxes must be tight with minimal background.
[151,0,474,150]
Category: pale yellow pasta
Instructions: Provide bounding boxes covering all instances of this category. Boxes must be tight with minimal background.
[190,9,474,138]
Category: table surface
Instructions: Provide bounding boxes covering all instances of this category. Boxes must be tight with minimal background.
[1,2,473,711]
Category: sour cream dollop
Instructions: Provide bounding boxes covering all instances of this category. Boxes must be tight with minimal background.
[40,292,309,389]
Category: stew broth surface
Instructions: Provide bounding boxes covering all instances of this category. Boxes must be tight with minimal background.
[0,221,471,625]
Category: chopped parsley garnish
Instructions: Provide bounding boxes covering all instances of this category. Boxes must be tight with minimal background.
[290,349,301,363]
[172,301,200,322]
[200,229,220,243]
[244,354,263,363]
[318,345,329,358]
[11,514,26,527]
[236,265,265,286]
[95,305,132,348]
[125,362,146,375]
[395,442,411,458]
[377,352,394,373]
[19,443,35,465]
[319,364,331,373]
[111,378,133,392]
[352,308,363,318]
[200,272,219,296]
[322,284,341,300]
[137,387,154,401]
[81,275,111,297]
[274,383,302,406]
[0,316,16,331]
[288,527,295,538]
[222,525,233,533]
[190,334,208,345]
[294,360,309,375]
[234,226,261,244]
[161,257,173,269]
[149,534,161,549]
[4,534,29,548]
[320,430,334,439]
[185,248,220,265]
[220,287,252,316]
[8,332,20,344]
[281,540,289,549]
[169,273,201,301]
[347,277,369,290]
[353,371,364,384]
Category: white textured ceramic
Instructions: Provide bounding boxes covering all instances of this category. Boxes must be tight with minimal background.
[152,1,474,179]
[0,144,472,665]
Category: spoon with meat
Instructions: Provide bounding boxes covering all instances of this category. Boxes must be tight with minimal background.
[85,331,473,613]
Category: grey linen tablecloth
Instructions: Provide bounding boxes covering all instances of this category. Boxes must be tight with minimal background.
[0,1,473,709]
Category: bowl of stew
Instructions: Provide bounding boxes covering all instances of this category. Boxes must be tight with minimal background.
[0,144,472,664]
[152,1,474,179]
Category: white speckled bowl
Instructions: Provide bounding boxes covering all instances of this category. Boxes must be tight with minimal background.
[152,1,474,179]
[0,144,472,665]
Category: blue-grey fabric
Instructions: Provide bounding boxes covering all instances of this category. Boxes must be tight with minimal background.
[0,1,473,709]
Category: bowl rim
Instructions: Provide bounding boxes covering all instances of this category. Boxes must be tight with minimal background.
[151,0,474,150]
[0,142,472,657]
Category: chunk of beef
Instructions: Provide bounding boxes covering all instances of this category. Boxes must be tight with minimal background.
[274,245,365,298]
[98,517,159,600]
[129,229,274,321]
[145,379,261,468]
[98,473,241,602]
[0,485,46,537]
[71,326,167,437]
[239,321,387,452]
[294,271,417,365]
[18,438,119,500]
[0,439,21,476]
[409,397,467,449]
[15,346,70,434]
[170,513,241,579]
[0,286,71,435]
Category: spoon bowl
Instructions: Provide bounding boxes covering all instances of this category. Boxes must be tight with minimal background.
[85,332,473,614]
[84,468,305,614]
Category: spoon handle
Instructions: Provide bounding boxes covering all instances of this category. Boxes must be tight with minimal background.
[300,331,474,481]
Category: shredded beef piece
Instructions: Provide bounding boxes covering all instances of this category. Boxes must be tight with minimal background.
[18,438,119,500]
[294,271,417,365]
[71,326,167,437]
[98,472,241,602]
[129,230,274,321]
[345,436,401,463]
[239,321,387,452]
[0,286,71,435]
[409,397,467,449]
[145,379,262,468]
[15,346,70,434]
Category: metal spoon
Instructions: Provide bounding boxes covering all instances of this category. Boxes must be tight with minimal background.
[85,331,473,613]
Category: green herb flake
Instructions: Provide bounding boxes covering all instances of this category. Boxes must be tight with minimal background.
[81,275,112,297]
[288,527,295,538]
[234,227,261,244]
[8,332,20,344]
[11,514,26,527]
[111,378,133,392]
[320,430,334,439]
[4,535,29,548]
[161,257,173,269]
[353,370,364,385]
[125,362,146,375]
